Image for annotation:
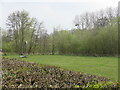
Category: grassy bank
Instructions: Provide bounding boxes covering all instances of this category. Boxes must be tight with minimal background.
[5,54,118,80]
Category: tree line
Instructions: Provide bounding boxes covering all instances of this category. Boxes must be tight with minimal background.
[2,7,118,56]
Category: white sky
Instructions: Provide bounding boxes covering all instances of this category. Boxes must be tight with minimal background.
[0,0,119,33]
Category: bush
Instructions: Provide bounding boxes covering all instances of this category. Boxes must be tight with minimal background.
[2,57,119,88]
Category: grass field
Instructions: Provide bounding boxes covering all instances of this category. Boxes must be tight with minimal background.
[5,54,118,81]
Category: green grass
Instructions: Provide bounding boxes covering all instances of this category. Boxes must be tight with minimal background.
[5,54,118,81]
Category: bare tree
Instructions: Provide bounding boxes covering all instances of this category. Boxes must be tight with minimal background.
[32,21,45,54]
[106,7,114,26]
[27,18,38,54]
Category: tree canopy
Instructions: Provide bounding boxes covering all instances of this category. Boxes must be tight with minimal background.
[2,7,118,56]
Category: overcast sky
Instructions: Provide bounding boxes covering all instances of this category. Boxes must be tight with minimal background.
[0,0,119,33]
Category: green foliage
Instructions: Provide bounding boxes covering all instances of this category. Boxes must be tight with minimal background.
[74,81,120,89]
[53,24,118,56]
[2,58,119,88]
[2,10,118,56]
